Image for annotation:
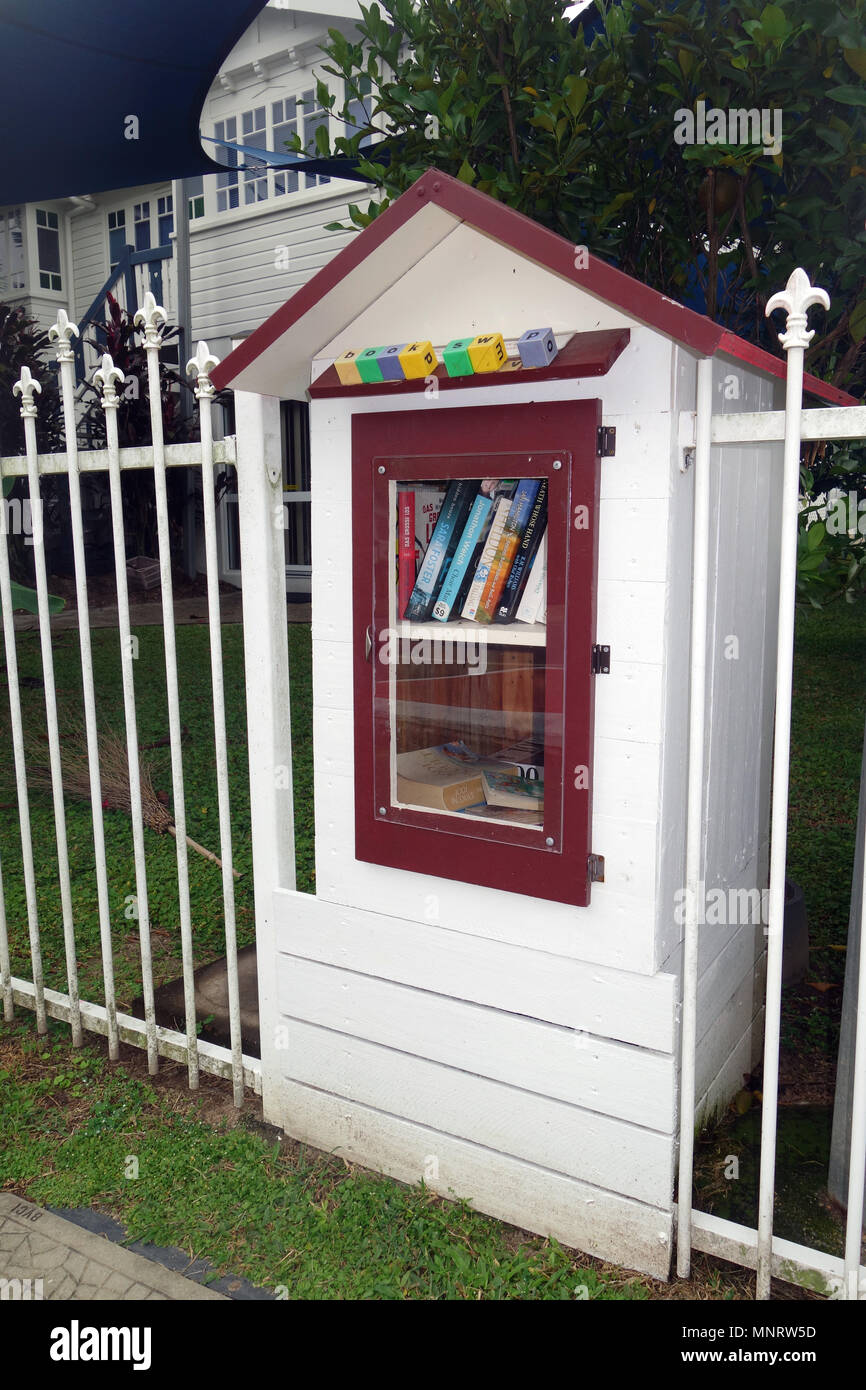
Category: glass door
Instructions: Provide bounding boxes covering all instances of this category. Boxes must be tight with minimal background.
[353,400,600,907]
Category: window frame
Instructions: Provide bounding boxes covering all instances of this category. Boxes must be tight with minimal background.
[351,398,602,908]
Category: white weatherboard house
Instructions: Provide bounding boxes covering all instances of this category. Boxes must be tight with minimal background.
[212,169,852,1277]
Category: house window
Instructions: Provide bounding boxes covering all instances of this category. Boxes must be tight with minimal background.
[35,209,62,292]
[241,107,268,204]
[215,118,240,212]
[186,177,205,220]
[301,87,330,188]
[272,98,299,197]
[0,208,26,293]
[346,75,374,150]
[157,194,174,245]
[133,201,151,251]
[108,209,127,270]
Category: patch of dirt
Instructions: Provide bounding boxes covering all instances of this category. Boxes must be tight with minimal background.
[46,570,237,615]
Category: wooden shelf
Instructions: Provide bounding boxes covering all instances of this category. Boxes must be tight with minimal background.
[310,328,630,398]
[397,620,546,647]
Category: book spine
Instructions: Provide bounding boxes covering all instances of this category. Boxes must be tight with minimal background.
[431,495,493,621]
[495,481,548,622]
[460,496,513,621]
[515,530,547,623]
[404,481,475,621]
[475,479,542,624]
[397,490,416,620]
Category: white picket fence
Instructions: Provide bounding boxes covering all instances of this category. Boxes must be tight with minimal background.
[0,294,258,1107]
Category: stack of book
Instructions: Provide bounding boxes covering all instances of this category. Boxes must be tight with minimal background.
[396,739,545,825]
[398,477,547,625]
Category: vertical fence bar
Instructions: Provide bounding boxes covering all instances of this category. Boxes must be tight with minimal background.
[676,355,714,1277]
[94,354,158,1073]
[0,844,10,1021]
[756,271,830,1301]
[135,293,199,1089]
[14,368,83,1047]
[49,312,118,1059]
[843,831,866,1297]
[188,343,244,1106]
[0,461,46,1033]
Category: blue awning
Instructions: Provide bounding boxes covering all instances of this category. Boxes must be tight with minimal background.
[0,0,280,204]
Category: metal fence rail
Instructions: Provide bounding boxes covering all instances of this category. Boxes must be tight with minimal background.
[0,297,254,1107]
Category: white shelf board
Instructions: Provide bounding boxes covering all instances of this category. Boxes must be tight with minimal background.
[397,621,547,648]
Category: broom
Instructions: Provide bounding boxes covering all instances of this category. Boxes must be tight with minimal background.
[26,724,240,879]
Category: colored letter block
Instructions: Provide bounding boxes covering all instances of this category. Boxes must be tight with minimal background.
[441,337,475,377]
[335,349,363,385]
[399,340,438,379]
[468,332,507,373]
[517,328,558,368]
[356,346,387,383]
[377,344,408,380]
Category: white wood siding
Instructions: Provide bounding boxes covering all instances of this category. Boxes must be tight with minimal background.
[189,194,357,345]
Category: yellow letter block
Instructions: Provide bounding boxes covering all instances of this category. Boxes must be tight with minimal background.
[468,333,507,373]
[335,350,363,386]
[398,341,438,379]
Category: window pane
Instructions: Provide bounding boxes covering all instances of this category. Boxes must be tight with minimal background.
[37,223,61,274]
[382,474,549,829]
[302,88,330,187]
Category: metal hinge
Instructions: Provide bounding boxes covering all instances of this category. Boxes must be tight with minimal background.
[591,644,610,674]
[597,425,616,457]
[588,853,605,883]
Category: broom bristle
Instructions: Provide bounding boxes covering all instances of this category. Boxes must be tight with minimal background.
[26,721,175,835]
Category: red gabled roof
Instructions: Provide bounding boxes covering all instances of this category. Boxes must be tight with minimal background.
[211,168,858,408]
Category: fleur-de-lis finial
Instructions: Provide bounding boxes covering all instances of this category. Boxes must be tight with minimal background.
[186,341,220,400]
[48,309,80,362]
[134,291,168,346]
[12,365,42,418]
[92,353,126,410]
[765,268,830,351]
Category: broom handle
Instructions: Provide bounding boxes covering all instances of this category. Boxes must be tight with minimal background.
[168,825,241,879]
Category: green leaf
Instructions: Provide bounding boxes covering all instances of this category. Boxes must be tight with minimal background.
[805,520,826,551]
[827,85,866,107]
[563,75,587,117]
[759,5,789,40]
[456,158,476,185]
[849,299,866,344]
[314,122,330,156]
[843,50,866,80]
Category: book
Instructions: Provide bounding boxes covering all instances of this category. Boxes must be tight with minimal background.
[403,480,479,621]
[457,803,544,826]
[396,742,486,811]
[460,495,514,621]
[481,767,545,811]
[475,479,543,624]
[431,493,493,621]
[397,490,416,620]
[487,737,544,781]
[414,484,446,553]
[495,481,547,622]
[515,531,547,624]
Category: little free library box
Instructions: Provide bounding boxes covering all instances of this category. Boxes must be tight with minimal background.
[212,170,849,1277]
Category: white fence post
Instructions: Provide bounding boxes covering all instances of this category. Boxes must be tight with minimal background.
[234,389,295,1123]
[755,269,830,1300]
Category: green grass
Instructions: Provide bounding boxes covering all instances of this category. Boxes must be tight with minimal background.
[0,622,313,1009]
[0,1018,645,1300]
[783,600,866,1055]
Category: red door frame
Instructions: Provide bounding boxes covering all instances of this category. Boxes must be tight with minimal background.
[352,399,601,907]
